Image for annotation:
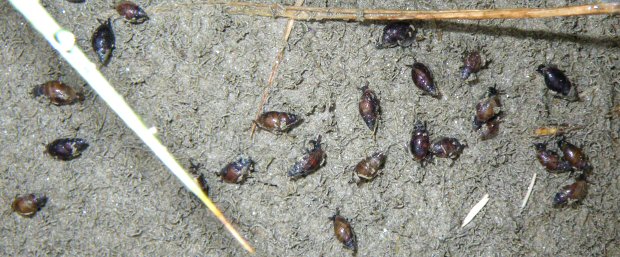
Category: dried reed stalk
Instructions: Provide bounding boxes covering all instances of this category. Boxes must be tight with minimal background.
[224,2,620,21]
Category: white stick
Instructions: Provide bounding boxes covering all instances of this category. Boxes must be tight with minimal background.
[520,173,537,211]
[461,193,490,228]
[8,0,254,253]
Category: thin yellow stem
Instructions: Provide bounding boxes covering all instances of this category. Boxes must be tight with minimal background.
[194,187,255,253]
[224,2,620,21]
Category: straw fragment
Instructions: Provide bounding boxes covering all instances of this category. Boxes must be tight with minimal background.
[462,194,490,228]
[521,173,537,211]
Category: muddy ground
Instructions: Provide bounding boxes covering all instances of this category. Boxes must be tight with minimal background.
[1,0,618,256]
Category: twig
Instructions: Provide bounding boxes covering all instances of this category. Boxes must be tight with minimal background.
[250,0,305,138]
[520,173,537,212]
[225,2,620,21]
[8,0,254,253]
[462,193,490,228]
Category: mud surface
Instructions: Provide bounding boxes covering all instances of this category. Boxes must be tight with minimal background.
[1,0,619,256]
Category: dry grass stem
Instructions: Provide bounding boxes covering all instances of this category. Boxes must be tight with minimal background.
[224,2,620,21]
